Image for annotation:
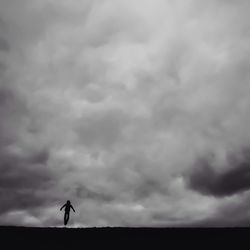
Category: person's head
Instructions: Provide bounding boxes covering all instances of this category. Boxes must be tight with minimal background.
[67,200,70,204]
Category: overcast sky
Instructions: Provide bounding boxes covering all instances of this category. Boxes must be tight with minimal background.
[0,0,250,227]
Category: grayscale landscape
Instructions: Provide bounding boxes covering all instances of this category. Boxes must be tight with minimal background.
[1,0,250,236]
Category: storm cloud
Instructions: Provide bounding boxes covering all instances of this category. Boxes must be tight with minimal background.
[0,0,250,227]
[186,149,250,197]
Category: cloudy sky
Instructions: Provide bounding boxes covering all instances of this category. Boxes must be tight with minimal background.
[0,0,250,227]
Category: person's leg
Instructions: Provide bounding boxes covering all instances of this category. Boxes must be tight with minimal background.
[64,213,68,225]
[66,213,70,224]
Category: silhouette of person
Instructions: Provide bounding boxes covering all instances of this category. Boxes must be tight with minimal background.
[60,200,75,225]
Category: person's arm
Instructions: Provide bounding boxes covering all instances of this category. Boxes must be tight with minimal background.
[70,205,75,212]
[60,204,66,211]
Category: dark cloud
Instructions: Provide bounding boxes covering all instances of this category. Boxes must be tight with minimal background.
[0,148,50,187]
[0,37,9,51]
[0,87,12,105]
[0,148,53,214]
[0,84,54,217]
[185,149,250,197]
[0,62,6,76]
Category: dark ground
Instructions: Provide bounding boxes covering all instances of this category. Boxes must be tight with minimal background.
[1,226,250,249]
